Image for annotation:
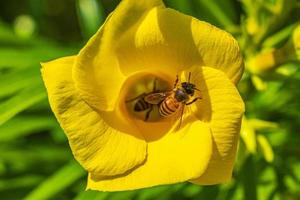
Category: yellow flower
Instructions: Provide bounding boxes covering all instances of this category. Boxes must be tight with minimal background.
[41,0,244,191]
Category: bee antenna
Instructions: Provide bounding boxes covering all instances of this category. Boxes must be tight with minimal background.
[188,72,191,83]
[194,87,200,91]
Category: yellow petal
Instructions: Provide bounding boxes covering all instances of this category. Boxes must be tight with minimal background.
[41,56,147,177]
[73,0,243,113]
[73,0,165,112]
[186,66,244,184]
[87,119,212,191]
[116,7,243,84]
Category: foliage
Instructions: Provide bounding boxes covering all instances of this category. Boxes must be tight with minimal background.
[0,0,299,199]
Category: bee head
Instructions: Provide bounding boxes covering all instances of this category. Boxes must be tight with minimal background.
[181,82,196,96]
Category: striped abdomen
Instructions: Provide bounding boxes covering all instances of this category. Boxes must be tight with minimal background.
[134,98,151,112]
[159,96,180,117]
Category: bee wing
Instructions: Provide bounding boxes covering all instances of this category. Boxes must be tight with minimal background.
[144,92,170,104]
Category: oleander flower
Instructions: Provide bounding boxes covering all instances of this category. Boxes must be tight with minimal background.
[41,0,244,191]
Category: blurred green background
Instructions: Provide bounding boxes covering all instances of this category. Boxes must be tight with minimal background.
[0,0,300,199]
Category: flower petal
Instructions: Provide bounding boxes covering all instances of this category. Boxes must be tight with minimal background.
[116,7,243,84]
[186,66,244,184]
[41,56,147,177]
[87,119,212,191]
[73,0,165,112]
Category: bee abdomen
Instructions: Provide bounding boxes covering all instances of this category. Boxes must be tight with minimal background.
[134,99,150,112]
[159,97,180,117]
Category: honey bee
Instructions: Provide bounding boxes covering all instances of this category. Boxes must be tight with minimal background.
[126,73,201,125]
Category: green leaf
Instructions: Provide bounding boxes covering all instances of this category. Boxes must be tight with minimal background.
[182,184,202,198]
[24,161,85,200]
[257,166,277,200]
[0,144,71,163]
[0,45,75,69]
[0,84,46,126]
[0,116,57,142]
[74,190,109,200]
[136,184,185,200]
[0,68,40,98]
[263,23,298,48]
[137,185,174,200]
[0,175,43,190]
[198,185,219,200]
[241,155,257,200]
[106,191,137,200]
[164,0,195,16]
[76,0,105,39]
[193,0,237,31]
[214,0,239,23]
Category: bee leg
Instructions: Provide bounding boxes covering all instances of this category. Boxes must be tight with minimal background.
[144,105,153,121]
[188,72,191,83]
[177,104,185,130]
[186,97,202,105]
[173,75,179,89]
[125,93,146,103]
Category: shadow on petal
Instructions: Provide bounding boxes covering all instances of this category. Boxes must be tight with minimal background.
[188,66,244,184]
[181,69,213,122]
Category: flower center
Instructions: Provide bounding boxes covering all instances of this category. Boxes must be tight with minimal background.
[121,72,173,122]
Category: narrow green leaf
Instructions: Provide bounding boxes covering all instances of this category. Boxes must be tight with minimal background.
[194,0,237,30]
[257,166,277,200]
[106,191,137,200]
[241,155,257,200]
[76,0,105,39]
[217,181,239,200]
[0,116,57,141]
[263,23,298,48]
[137,185,173,200]
[198,185,219,200]
[74,190,109,200]
[0,46,75,69]
[0,68,40,98]
[214,0,239,23]
[0,84,46,126]
[0,144,71,162]
[137,184,185,200]
[0,146,71,173]
[24,161,85,200]
[0,175,43,190]
[164,0,195,16]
